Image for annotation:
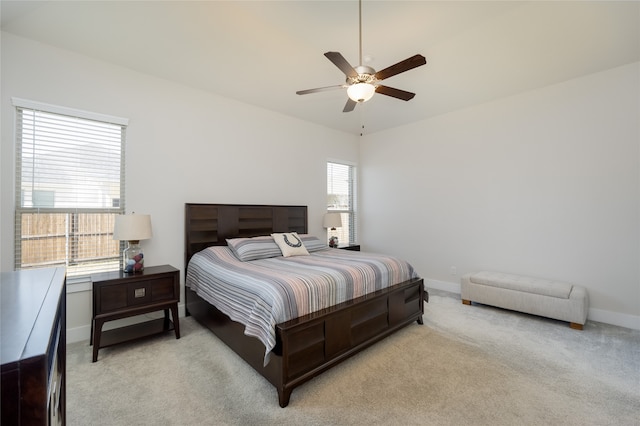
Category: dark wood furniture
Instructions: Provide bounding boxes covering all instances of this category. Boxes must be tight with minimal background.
[91,265,180,362]
[337,243,361,251]
[185,203,425,407]
[1,267,67,425]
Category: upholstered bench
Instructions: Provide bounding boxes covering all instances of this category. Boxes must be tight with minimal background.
[461,271,588,329]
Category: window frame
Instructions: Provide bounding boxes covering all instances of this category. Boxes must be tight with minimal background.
[12,97,128,278]
[327,160,357,245]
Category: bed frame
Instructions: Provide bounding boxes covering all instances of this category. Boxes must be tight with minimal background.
[184,203,426,407]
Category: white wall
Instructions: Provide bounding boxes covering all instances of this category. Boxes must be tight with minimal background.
[360,62,640,329]
[2,32,638,337]
[1,33,358,341]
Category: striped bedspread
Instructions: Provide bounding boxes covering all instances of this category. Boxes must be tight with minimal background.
[185,246,419,365]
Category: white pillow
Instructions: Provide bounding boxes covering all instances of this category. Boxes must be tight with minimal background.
[271,232,309,257]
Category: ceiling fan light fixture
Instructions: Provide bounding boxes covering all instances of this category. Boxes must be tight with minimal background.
[347,82,375,103]
[295,0,426,114]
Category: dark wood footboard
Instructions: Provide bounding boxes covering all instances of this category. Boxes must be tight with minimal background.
[186,276,425,407]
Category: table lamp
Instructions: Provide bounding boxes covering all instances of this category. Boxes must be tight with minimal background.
[113,213,152,273]
[323,212,343,248]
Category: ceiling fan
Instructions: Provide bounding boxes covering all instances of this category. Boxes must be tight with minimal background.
[296,0,427,113]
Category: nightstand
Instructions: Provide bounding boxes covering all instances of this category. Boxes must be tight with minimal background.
[337,244,361,251]
[90,265,180,362]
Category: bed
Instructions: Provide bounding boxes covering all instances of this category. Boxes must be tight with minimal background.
[184,203,426,407]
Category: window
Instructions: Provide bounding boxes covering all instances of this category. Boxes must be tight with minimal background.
[327,161,357,245]
[13,98,128,278]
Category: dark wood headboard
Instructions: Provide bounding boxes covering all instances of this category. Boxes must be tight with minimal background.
[185,203,307,267]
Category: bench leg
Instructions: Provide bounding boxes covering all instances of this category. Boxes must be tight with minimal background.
[569,322,584,330]
[462,299,471,305]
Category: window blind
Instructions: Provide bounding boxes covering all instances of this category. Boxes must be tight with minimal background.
[13,98,128,278]
[327,161,357,245]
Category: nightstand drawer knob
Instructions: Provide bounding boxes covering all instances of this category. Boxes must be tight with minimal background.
[134,288,146,298]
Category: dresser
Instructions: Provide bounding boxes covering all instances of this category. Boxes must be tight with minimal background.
[1,267,67,425]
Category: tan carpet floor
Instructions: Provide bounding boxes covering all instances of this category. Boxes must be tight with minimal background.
[66,290,640,425]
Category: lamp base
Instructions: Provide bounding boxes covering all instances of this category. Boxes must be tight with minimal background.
[123,240,144,273]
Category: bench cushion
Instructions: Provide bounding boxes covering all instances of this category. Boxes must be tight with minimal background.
[469,271,573,299]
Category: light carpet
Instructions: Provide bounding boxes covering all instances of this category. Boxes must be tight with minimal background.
[66,290,640,425]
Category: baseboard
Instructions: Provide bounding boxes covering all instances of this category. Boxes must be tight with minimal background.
[425,278,640,331]
[588,307,640,330]
[425,278,460,294]
[67,324,91,344]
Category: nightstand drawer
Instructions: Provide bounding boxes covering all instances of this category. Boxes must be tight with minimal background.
[98,284,128,312]
[96,281,166,311]
[92,265,179,314]
[127,281,153,306]
[149,276,177,301]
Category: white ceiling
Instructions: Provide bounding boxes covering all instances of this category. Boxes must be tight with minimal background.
[2,1,639,135]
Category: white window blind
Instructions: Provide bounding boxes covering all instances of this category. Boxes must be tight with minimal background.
[13,98,128,278]
[327,161,357,245]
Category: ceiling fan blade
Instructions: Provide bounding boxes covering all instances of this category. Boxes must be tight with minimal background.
[296,85,346,95]
[375,85,416,101]
[374,54,427,81]
[343,98,357,113]
[325,52,359,79]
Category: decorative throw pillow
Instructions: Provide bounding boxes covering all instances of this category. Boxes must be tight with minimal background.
[226,235,282,261]
[271,232,310,257]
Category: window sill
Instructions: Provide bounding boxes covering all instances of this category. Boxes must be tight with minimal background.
[66,276,92,293]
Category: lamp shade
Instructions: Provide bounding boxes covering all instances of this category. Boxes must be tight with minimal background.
[347,83,375,103]
[113,214,152,241]
[323,212,343,229]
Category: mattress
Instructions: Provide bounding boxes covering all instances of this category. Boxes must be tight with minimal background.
[185,245,419,364]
